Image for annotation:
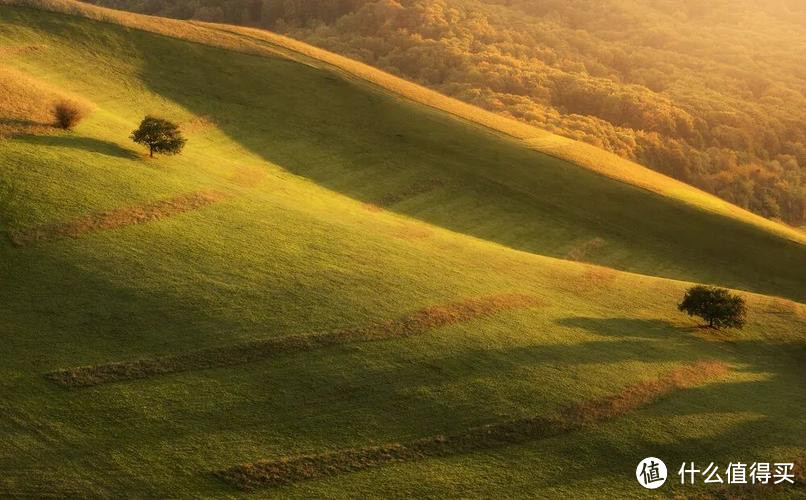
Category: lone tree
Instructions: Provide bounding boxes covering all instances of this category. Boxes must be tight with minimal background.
[130,116,186,157]
[678,285,746,330]
[53,100,87,130]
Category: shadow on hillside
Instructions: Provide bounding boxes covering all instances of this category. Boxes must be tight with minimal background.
[15,134,140,159]
[0,117,49,127]
[556,317,696,339]
[0,243,251,369]
[78,22,806,301]
[558,414,800,496]
[567,356,804,486]
[104,318,804,458]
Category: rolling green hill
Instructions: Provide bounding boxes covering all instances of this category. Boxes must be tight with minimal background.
[0,1,804,497]
[79,0,806,227]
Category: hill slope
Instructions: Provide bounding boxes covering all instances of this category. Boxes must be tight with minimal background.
[0,2,804,497]
[2,0,805,301]
[80,0,806,226]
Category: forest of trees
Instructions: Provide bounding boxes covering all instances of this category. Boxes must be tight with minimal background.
[85,0,806,225]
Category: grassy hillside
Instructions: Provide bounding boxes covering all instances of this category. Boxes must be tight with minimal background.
[0,2,804,498]
[80,0,806,226]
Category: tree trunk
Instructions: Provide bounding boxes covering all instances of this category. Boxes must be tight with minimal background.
[149,145,153,158]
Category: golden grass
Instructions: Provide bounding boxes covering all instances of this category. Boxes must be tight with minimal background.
[228,165,268,188]
[46,294,542,388]
[390,222,433,241]
[0,43,46,54]
[0,0,290,58]
[8,191,227,245]
[362,202,384,213]
[761,296,803,316]
[218,361,729,491]
[562,360,728,425]
[0,65,59,136]
[179,115,217,134]
[3,0,802,244]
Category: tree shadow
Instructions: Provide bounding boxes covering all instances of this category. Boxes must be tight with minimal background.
[131,333,709,444]
[556,317,696,339]
[0,117,50,128]
[80,325,801,491]
[14,134,140,160]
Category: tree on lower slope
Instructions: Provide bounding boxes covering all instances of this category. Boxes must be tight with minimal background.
[678,285,746,330]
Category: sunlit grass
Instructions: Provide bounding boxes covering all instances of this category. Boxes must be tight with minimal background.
[0,2,803,498]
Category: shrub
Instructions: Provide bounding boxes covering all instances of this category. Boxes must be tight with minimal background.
[53,100,86,130]
[678,285,746,330]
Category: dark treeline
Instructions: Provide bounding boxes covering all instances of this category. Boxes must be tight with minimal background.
[85,0,806,225]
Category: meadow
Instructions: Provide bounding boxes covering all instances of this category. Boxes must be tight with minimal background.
[0,1,804,497]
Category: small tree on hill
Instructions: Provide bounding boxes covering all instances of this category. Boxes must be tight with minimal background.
[130,116,186,157]
[678,285,746,330]
[53,100,87,130]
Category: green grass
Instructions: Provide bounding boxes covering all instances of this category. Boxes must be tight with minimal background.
[0,2,804,498]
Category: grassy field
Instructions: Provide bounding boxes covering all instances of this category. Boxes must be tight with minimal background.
[0,1,804,497]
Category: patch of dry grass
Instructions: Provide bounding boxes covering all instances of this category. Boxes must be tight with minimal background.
[0,65,59,136]
[762,296,802,316]
[180,115,217,134]
[548,264,620,296]
[8,191,227,245]
[362,202,383,213]
[228,165,267,188]
[46,294,542,388]
[390,222,432,241]
[376,178,443,207]
[561,360,727,425]
[565,237,606,261]
[0,43,47,55]
[217,361,729,491]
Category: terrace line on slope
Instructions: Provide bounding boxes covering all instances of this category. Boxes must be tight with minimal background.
[217,361,730,491]
[45,293,543,388]
[8,190,227,246]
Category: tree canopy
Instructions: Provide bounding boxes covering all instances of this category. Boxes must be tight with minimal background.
[678,285,747,330]
[130,116,186,157]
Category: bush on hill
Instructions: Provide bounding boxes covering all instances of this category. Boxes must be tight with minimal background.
[52,99,86,130]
